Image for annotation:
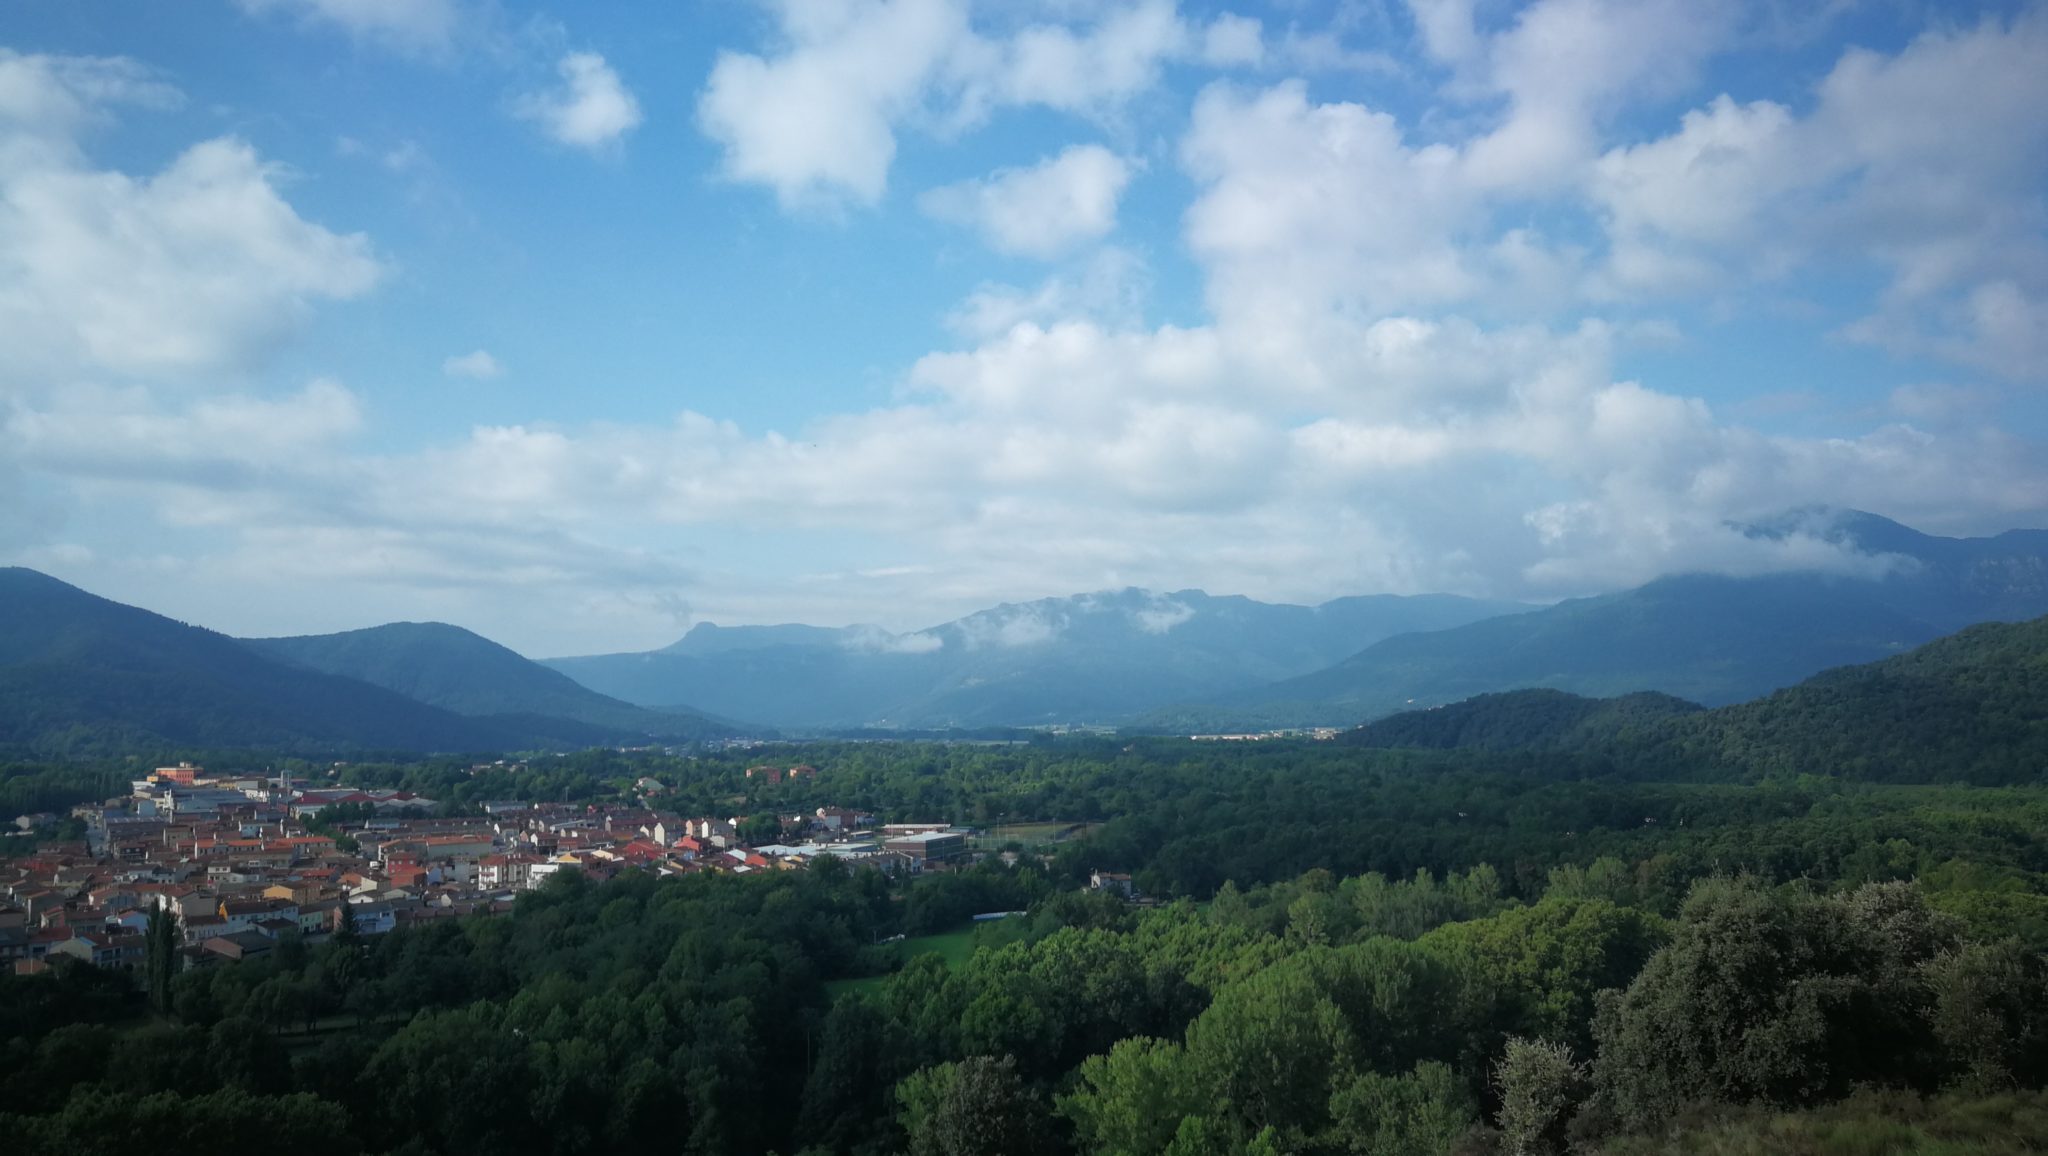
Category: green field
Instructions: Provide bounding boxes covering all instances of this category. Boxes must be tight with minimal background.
[824,924,984,1000]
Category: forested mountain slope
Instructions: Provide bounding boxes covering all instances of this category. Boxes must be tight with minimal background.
[0,569,625,754]
[245,622,730,740]
[1193,512,2048,728]
[1348,614,2048,785]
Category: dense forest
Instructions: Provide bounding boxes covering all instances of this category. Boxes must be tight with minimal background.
[5,617,2048,1153]
[6,747,2048,1153]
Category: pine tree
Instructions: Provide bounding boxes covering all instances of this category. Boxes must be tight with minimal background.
[145,900,181,1015]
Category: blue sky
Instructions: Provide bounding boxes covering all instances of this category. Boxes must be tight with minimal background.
[1,0,2044,656]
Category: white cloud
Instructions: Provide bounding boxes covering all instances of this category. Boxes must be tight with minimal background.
[946,246,1150,339]
[842,625,945,654]
[1461,0,1737,190]
[698,0,978,208]
[1200,14,1264,68]
[982,0,1188,115]
[1182,80,1474,325]
[9,4,2048,655]
[0,54,381,386]
[0,51,181,154]
[443,349,503,380]
[920,144,1134,258]
[234,0,462,56]
[1131,594,1195,633]
[1588,9,2048,381]
[517,52,643,151]
[1406,0,1481,68]
[697,0,1189,209]
[954,603,1065,648]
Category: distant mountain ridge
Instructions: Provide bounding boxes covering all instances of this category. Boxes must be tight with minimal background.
[11,507,2044,747]
[545,587,1532,729]
[1166,510,2048,729]
[0,569,725,755]
[244,622,729,741]
[0,568,510,754]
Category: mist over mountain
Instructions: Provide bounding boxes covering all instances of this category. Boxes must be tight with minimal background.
[544,588,1530,729]
[1174,510,2048,729]
[11,509,2045,744]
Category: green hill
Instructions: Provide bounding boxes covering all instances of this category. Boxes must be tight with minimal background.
[1345,688,1702,751]
[0,569,647,755]
[245,622,730,741]
[1344,614,2048,785]
[1621,614,2048,785]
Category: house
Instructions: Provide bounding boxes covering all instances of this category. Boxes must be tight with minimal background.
[338,900,396,935]
[219,898,298,933]
[151,763,203,787]
[201,931,275,962]
[104,908,152,934]
[1090,871,1137,900]
[181,915,228,945]
[298,899,342,935]
[614,840,668,866]
[478,854,532,889]
[50,929,144,969]
[813,807,873,832]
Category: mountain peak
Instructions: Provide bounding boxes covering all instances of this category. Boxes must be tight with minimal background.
[1737,507,1932,554]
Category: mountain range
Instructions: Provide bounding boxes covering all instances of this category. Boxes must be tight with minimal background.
[541,588,1531,729]
[1151,511,2048,729]
[4,508,2045,748]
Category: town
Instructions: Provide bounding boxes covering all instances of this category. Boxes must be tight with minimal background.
[1,760,996,976]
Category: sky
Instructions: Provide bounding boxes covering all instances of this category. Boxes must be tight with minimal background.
[1,0,2045,657]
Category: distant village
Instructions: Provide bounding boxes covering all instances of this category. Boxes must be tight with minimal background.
[1,760,998,976]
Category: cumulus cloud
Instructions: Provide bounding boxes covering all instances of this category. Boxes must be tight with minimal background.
[920,145,1134,258]
[697,0,980,208]
[947,246,1151,339]
[8,3,2048,655]
[697,0,1190,208]
[0,53,381,387]
[1589,10,2048,381]
[443,350,503,380]
[1460,0,1737,190]
[234,0,462,56]
[517,52,643,151]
